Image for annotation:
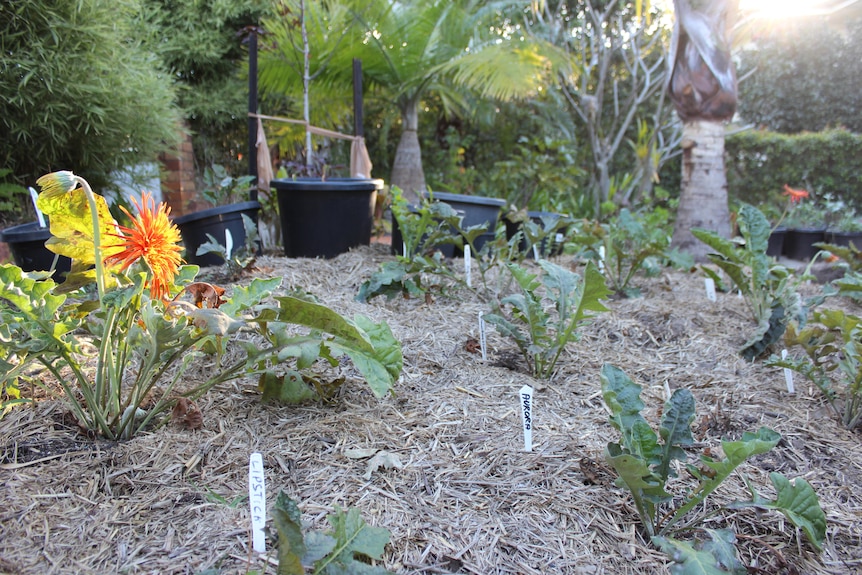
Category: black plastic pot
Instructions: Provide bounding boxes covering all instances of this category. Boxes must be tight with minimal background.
[782,228,826,261]
[0,221,71,278]
[424,191,506,255]
[505,211,569,258]
[273,178,379,258]
[173,201,261,267]
[390,205,457,258]
[767,227,786,258]
[825,230,862,249]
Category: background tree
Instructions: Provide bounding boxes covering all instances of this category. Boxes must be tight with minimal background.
[0,0,179,196]
[260,0,557,200]
[668,0,738,261]
[523,0,678,213]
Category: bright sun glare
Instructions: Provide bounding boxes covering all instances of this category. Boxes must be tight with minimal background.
[739,0,847,19]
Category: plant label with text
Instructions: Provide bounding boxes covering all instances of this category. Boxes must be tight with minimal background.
[520,385,534,452]
[249,452,266,553]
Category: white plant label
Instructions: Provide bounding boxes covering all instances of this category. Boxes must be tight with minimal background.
[781,349,795,394]
[598,245,606,273]
[249,452,266,553]
[532,244,539,260]
[704,277,717,302]
[464,244,472,287]
[29,187,46,228]
[402,241,407,257]
[478,311,487,361]
[225,228,234,260]
[519,385,534,452]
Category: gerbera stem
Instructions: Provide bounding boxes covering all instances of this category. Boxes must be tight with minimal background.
[75,175,107,298]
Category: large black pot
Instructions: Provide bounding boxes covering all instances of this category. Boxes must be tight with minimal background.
[782,228,826,261]
[767,227,786,258]
[273,178,379,258]
[173,201,261,267]
[0,221,71,278]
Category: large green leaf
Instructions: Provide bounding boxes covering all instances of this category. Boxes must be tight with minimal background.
[314,506,392,575]
[273,492,307,575]
[653,529,746,575]
[267,296,374,353]
[329,315,402,398]
[738,472,827,551]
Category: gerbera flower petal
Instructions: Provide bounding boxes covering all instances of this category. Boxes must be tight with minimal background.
[104,192,184,299]
[782,184,809,204]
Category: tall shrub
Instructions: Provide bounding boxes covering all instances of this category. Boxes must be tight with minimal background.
[141,0,272,175]
[0,0,180,189]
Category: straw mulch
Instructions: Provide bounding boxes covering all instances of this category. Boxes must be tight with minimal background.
[1,245,861,575]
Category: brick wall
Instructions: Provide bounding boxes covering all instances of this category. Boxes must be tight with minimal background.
[159,126,206,217]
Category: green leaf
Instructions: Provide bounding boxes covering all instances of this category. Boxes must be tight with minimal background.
[743,473,827,551]
[267,296,374,353]
[670,427,780,527]
[329,315,401,399]
[220,277,281,316]
[658,389,696,479]
[653,530,746,575]
[314,506,392,575]
[259,370,319,404]
[356,261,411,303]
[273,492,306,575]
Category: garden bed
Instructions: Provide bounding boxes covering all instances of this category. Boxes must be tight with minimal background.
[1,245,860,574]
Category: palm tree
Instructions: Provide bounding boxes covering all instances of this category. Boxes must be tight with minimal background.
[261,0,556,200]
[667,0,738,261]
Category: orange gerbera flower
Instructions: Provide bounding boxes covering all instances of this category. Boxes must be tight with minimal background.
[105,192,183,300]
[782,184,809,204]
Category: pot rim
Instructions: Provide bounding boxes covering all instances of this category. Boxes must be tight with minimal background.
[172,201,261,225]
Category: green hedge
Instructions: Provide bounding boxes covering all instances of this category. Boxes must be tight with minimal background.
[659,129,862,212]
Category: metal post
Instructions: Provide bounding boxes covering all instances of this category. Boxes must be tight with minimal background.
[247,29,258,202]
[353,58,364,137]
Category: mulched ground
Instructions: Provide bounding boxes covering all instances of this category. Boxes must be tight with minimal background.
[1,245,861,575]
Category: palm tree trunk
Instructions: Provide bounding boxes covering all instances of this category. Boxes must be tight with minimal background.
[669,0,738,261]
[671,120,731,260]
[391,98,426,202]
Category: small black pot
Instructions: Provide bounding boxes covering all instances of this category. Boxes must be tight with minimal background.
[782,228,826,261]
[173,201,261,267]
[825,230,862,249]
[424,191,506,256]
[0,221,71,278]
[505,211,569,258]
[273,178,380,259]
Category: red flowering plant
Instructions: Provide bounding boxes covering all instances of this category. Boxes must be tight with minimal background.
[0,171,401,438]
[771,184,820,230]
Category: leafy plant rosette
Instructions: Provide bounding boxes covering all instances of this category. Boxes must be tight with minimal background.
[0,171,401,437]
[692,203,804,360]
[601,364,826,572]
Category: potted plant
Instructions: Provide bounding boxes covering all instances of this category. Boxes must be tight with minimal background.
[777,185,825,261]
[825,203,862,248]
[172,164,260,267]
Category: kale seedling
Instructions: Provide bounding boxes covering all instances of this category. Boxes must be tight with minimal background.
[601,364,826,572]
[483,260,609,379]
[692,203,804,360]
